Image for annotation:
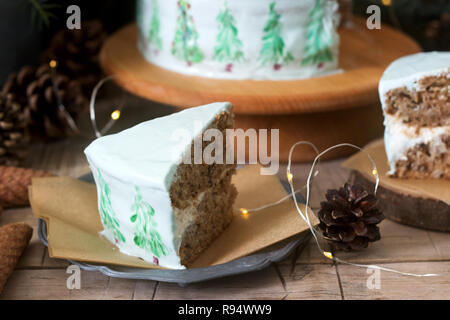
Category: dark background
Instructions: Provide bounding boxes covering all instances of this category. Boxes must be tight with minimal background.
[0,0,136,84]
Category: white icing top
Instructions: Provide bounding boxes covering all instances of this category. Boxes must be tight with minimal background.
[86,102,231,189]
[379,51,450,102]
[84,102,232,269]
[137,0,340,80]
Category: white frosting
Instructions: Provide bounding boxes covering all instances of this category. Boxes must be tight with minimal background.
[379,52,450,174]
[379,52,450,103]
[84,102,232,269]
[137,0,340,80]
[383,117,449,174]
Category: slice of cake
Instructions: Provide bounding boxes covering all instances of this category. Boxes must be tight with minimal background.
[84,102,237,269]
[379,52,449,179]
[136,0,340,80]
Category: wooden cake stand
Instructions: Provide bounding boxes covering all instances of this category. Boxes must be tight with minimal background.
[100,18,420,162]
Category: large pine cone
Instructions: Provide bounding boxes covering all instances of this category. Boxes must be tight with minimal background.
[318,183,385,251]
[2,64,86,139]
[42,20,107,96]
[0,94,30,165]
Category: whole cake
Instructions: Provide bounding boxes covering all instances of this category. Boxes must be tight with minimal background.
[379,52,450,180]
[136,0,340,80]
[84,102,237,269]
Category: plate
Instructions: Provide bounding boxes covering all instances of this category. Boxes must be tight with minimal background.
[37,173,309,286]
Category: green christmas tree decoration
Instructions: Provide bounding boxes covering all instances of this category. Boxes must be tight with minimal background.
[130,186,168,260]
[259,2,294,71]
[97,170,126,244]
[148,0,163,54]
[171,0,204,66]
[213,1,244,72]
[301,0,334,68]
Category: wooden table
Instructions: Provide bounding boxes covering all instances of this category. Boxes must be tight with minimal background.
[1,97,449,300]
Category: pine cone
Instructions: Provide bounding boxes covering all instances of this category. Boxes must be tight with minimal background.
[0,94,30,166]
[0,165,54,208]
[2,64,86,139]
[318,183,385,251]
[0,223,33,294]
[42,19,107,96]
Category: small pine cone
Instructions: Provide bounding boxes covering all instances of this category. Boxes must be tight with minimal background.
[318,183,385,251]
[2,64,86,139]
[42,19,107,96]
[26,64,86,138]
[0,94,30,166]
[0,223,33,294]
[0,165,54,208]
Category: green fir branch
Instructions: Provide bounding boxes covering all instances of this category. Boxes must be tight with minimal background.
[28,0,60,30]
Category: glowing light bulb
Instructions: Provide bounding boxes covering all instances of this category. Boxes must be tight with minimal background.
[287,172,293,182]
[49,60,57,68]
[323,251,333,259]
[111,110,121,120]
[372,169,378,176]
[240,208,248,216]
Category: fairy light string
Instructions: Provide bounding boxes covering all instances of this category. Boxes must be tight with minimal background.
[89,75,123,138]
[48,59,79,135]
[87,76,436,277]
[238,141,438,278]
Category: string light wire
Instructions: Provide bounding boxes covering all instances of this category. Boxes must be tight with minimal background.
[48,60,79,134]
[89,75,124,138]
[238,141,438,278]
[86,76,437,278]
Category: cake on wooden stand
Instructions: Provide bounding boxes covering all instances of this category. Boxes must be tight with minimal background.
[100,0,421,161]
[344,52,449,232]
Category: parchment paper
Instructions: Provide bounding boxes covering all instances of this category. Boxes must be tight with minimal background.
[29,165,316,269]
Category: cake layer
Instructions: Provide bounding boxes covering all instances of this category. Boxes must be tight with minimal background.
[379,52,450,180]
[170,108,237,266]
[136,0,340,80]
[383,72,449,128]
[384,117,449,179]
[177,173,237,266]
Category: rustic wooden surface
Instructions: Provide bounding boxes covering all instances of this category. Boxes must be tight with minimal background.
[0,97,449,300]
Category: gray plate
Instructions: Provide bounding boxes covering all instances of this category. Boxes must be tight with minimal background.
[37,173,309,286]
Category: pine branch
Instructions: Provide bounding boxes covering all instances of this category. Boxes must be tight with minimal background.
[28,0,60,30]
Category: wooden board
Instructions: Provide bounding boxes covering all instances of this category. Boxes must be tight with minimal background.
[344,139,450,232]
[100,18,420,114]
[349,170,450,232]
